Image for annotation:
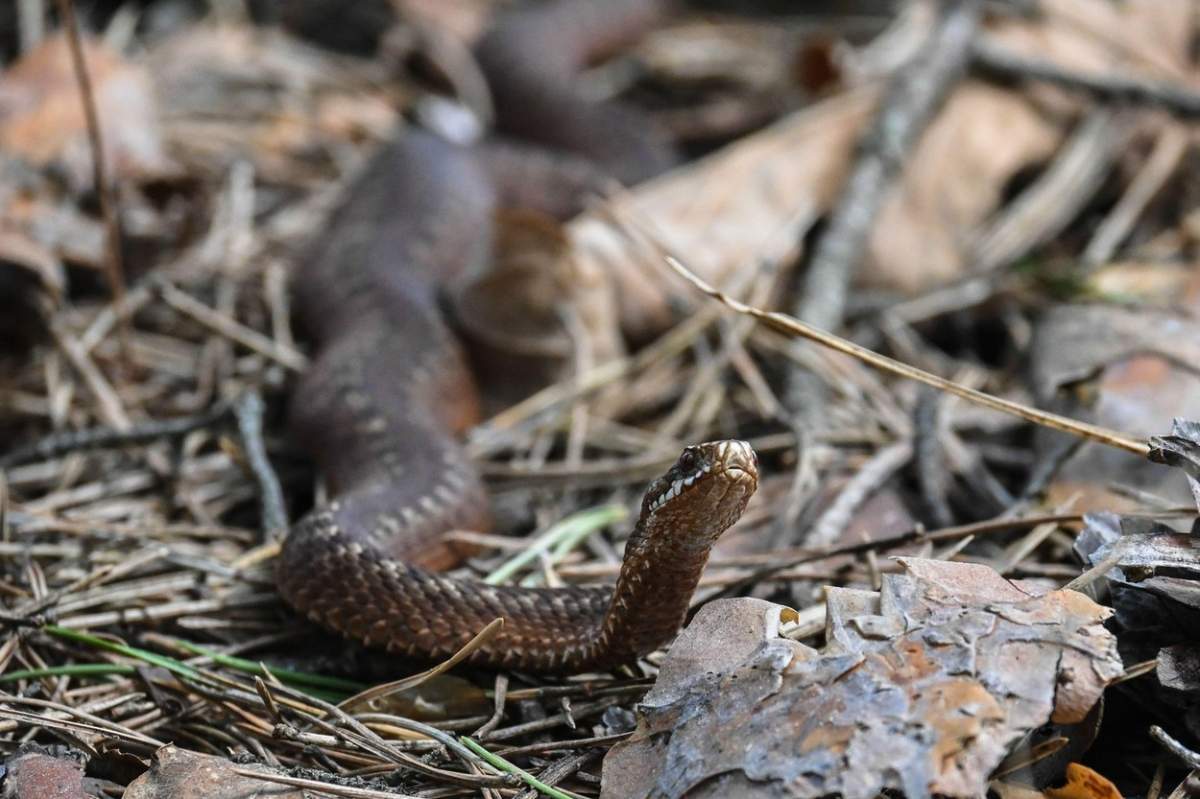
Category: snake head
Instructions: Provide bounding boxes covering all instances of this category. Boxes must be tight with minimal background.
[641,440,759,544]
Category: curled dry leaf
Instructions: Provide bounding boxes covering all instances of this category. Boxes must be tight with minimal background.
[1157,644,1200,693]
[1086,523,1200,582]
[0,34,170,191]
[601,559,1122,799]
[1074,501,1200,740]
[453,208,578,361]
[1148,418,1200,512]
[1075,510,1200,616]
[994,763,1125,799]
[1045,763,1124,799]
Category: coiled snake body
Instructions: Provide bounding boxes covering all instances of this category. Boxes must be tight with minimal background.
[277,0,759,673]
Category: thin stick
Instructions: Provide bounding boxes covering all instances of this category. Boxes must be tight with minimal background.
[232,392,288,540]
[805,440,913,548]
[0,399,230,468]
[1151,725,1200,770]
[973,39,1200,119]
[159,282,308,371]
[794,0,982,333]
[664,254,1150,458]
[53,0,130,361]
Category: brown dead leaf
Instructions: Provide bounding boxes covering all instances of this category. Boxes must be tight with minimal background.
[0,149,124,278]
[570,87,877,340]
[1031,303,1200,509]
[649,598,798,710]
[1148,419,1200,510]
[565,0,1194,343]
[2,750,90,799]
[1046,763,1123,799]
[1033,0,1193,81]
[863,0,1192,294]
[1074,489,1200,742]
[123,746,305,799]
[399,0,493,42]
[990,761,1122,799]
[862,82,1061,293]
[0,34,170,190]
[601,558,1121,799]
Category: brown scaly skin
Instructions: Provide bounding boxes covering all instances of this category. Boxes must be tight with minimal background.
[278,0,754,673]
[279,441,757,672]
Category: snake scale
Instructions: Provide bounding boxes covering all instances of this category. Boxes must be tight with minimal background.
[277,0,760,673]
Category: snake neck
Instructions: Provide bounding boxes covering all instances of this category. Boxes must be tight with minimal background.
[584,514,713,667]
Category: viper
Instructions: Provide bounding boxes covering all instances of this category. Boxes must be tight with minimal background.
[277,0,760,673]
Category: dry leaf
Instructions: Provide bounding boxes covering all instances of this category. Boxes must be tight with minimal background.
[863,0,1192,293]
[0,34,170,190]
[563,0,1194,344]
[1074,502,1200,741]
[1148,418,1200,511]
[1,750,90,799]
[1031,305,1200,510]
[1046,763,1123,799]
[569,87,877,340]
[452,206,624,403]
[993,781,1055,799]
[399,0,494,42]
[862,81,1061,292]
[602,559,1122,799]
[124,746,305,799]
[1157,644,1200,693]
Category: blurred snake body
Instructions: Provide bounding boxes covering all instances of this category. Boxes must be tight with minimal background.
[277,0,759,673]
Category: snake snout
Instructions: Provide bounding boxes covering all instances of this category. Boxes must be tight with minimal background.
[710,440,758,481]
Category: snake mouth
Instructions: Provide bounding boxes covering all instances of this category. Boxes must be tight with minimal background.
[723,465,755,481]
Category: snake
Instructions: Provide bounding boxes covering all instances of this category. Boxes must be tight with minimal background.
[276,0,760,673]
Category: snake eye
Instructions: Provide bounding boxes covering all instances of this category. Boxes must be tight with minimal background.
[679,447,699,471]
